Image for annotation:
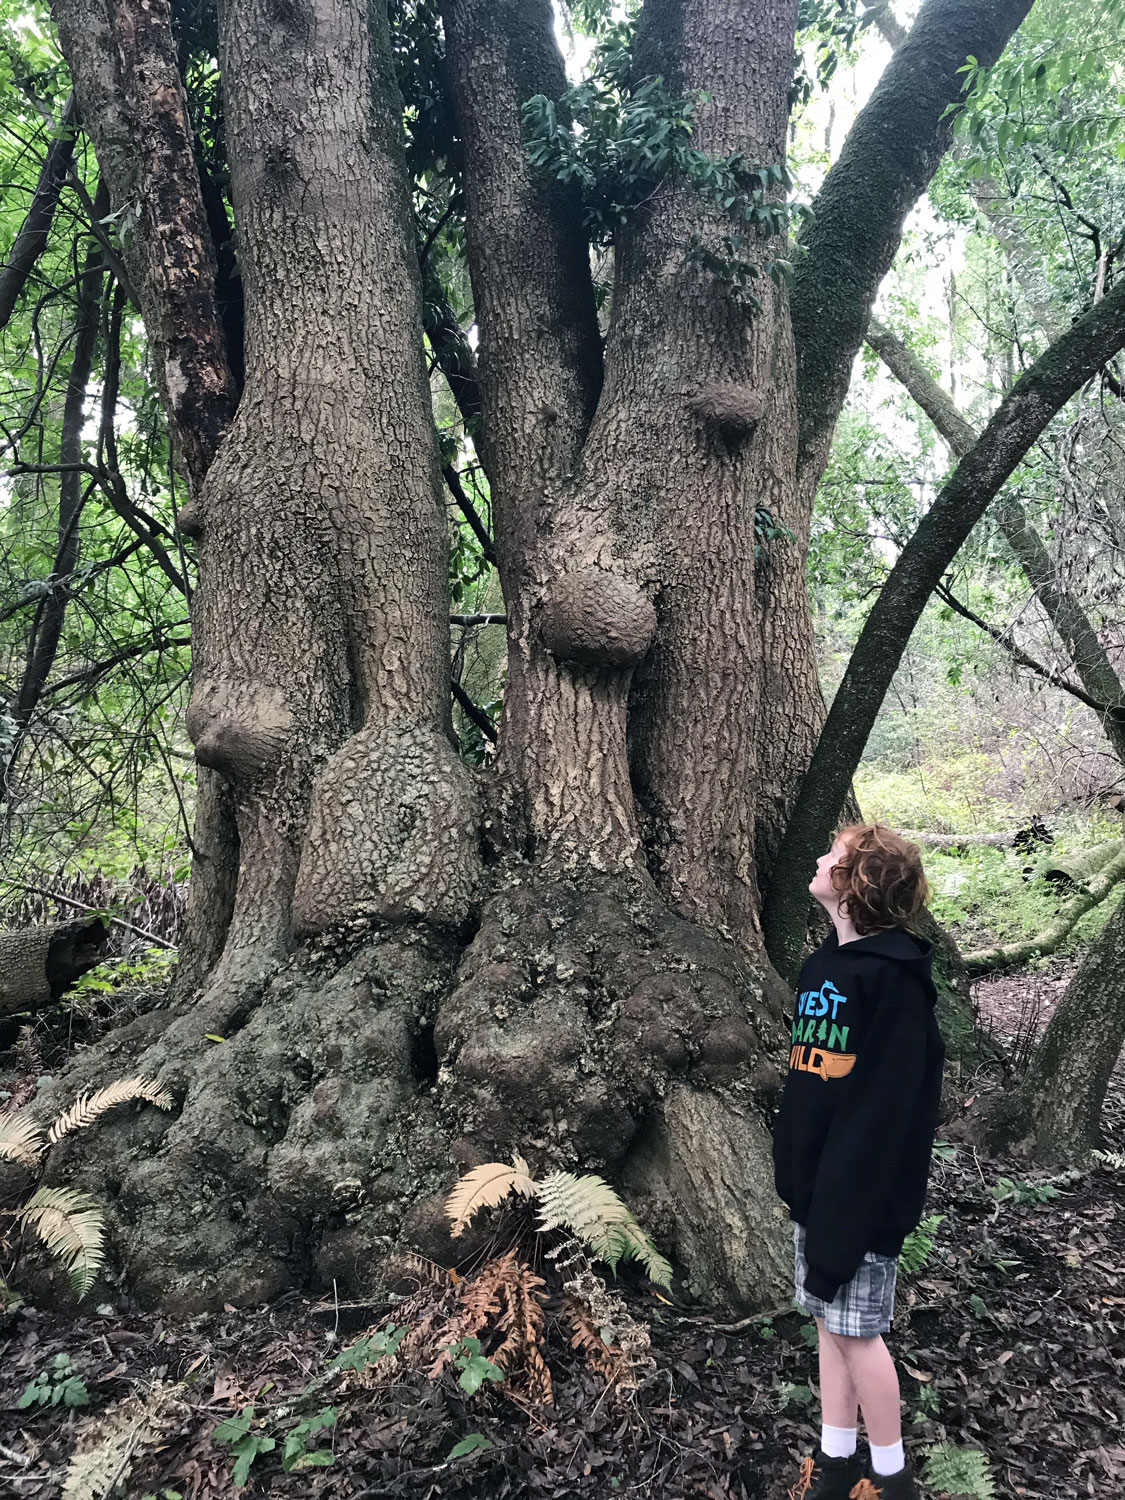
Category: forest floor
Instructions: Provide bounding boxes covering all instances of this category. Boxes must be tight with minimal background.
[1,971,1123,1500]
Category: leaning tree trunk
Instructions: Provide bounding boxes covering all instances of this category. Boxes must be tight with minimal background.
[35,0,1034,1314]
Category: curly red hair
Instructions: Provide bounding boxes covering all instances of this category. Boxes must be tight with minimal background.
[830,823,929,934]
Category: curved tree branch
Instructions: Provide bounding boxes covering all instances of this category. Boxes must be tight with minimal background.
[0,93,78,332]
[765,275,1125,979]
[791,0,1033,487]
[867,314,1125,762]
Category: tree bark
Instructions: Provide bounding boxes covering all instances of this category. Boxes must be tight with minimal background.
[0,919,109,1016]
[765,276,1125,980]
[32,0,1038,1316]
[48,0,244,993]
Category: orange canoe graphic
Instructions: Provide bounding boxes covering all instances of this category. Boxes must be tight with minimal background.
[789,1045,857,1080]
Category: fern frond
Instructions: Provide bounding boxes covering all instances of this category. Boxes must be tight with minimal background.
[535,1171,672,1288]
[62,1381,181,1500]
[488,1251,552,1405]
[564,1294,629,1382]
[0,1110,47,1167]
[48,1076,173,1145]
[922,1442,996,1499]
[445,1156,538,1237]
[382,1251,451,1289]
[18,1186,106,1297]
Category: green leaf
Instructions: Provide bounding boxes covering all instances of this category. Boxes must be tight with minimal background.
[457,1353,505,1396]
[449,1433,493,1459]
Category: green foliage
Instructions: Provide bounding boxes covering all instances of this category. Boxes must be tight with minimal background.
[521,31,795,307]
[327,1324,408,1373]
[445,1336,505,1396]
[448,1433,493,1459]
[534,1170,674,1288]
[793,0,890,107]
[911,1380,941,1423]
[19,1352,89,1409]
[990,1175,1061,1205]
[281,1406,337,1473]
[922,1441,997,1499]
[899,1213,945,1275]
[798,1319,819,1349]
[776,1377,817,1409]
[212,1406,277,1488]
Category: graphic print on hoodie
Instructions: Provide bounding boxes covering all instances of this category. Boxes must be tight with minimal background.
[771,928,947,1305]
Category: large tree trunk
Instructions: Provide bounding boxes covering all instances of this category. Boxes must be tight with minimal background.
[35,0,1035,1315]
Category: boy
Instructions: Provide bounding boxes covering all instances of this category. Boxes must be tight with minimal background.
[772,824,945,1500]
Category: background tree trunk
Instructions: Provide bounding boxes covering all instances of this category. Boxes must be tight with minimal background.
[964,891,1125,1163]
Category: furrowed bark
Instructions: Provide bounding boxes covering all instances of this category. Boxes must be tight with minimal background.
[0,93,77,333]
[593,0,798,941]
[765,276,1125,980]
[867,315,1125,764]
[183,0,478,981]
[442,0,625,867]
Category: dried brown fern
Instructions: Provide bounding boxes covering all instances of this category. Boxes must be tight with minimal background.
[0,1110,47,1167]
[563,1295,630,1383]
[487,1252,552,1405]
[549,1236,654,1392]
[381,1250,451,1290]
[428,1255,507,1378]
[445,1155,537,1237]
[62,1381,184,1500]
[48,1077,173,1145]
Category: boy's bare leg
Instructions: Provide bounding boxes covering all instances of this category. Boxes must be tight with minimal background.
[831,1330,902,1445]
[814,1317,860,1428]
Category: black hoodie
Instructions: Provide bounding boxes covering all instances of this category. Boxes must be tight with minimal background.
[771,927,946,1303]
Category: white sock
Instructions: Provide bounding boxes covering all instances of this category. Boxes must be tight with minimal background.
[870,1439,906,1475]
[820,1424,857,1458]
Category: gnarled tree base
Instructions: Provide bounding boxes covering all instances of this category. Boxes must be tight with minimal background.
[26,871,796,1316]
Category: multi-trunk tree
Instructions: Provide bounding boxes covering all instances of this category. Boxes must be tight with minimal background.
[19,0,1125,1313]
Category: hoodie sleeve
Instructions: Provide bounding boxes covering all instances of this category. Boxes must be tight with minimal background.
[801,988,928,1303]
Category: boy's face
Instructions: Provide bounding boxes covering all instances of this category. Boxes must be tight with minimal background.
[809,834,849,909]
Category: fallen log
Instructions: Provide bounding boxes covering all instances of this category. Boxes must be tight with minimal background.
[904,831,1018,849]
[0,917,109,1017]
[963,847,1125,975]
[1033,839,1123,891]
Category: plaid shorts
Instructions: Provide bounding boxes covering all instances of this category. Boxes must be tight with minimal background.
[793,1223,898,1337]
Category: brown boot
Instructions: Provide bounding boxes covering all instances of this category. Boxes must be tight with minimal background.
[849,1461,922,1499]
[787,1448,865,1499]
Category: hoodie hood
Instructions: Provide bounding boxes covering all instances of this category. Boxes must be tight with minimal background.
[825,928,937,1005]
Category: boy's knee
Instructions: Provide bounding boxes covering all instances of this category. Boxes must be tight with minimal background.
[820,1325,882,1354]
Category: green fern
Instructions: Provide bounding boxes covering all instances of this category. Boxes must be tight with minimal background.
[17,1187,106,1298]
[1093,1149,1125,1171]
[899,1213,945,1275]
[922,1442,996,1499]
[535,1171,673,1288]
